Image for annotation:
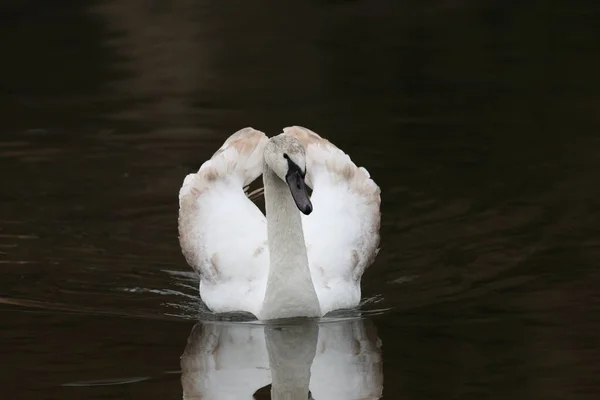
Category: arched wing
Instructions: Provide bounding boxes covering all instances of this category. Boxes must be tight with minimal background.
[178,127,269,314]
[283,126,381,306]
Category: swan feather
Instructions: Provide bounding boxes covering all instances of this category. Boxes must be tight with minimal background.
[283,126,381,314]
[178,127,269,316]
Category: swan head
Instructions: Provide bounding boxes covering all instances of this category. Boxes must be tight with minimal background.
[264,134,312,215]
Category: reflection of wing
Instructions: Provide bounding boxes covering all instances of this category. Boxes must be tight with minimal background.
[310,319,383,399]
[180,319,383,400]
[178,128,269,317]
[284,126,381,314]
[180,323,270,399]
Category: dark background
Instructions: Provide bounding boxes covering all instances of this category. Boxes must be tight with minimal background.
[1,0,599,398]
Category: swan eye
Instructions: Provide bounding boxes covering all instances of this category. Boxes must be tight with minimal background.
[283,153,289,160]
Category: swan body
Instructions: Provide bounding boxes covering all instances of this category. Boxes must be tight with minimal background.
[178,126,380,319]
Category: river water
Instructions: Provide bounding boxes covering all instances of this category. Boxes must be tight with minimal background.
[1,1,599,399]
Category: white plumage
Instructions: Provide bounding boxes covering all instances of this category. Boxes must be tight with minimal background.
[178,126,380,319]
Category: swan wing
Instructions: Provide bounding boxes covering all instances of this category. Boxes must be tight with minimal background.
[283,126,381,313]
[178,127,269,316]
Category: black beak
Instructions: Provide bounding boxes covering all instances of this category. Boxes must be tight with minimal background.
[286,170,312,215]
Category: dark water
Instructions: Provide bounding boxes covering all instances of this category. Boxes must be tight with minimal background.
[1,0,600,398]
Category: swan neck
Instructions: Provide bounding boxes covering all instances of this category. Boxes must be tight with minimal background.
[260,164,321,320]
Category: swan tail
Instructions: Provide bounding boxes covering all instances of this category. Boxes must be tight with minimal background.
[244,185,265,201]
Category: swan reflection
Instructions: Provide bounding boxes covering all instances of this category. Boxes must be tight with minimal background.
[181,318,383,399]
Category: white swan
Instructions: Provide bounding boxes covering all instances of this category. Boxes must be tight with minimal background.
[178,126,380,319]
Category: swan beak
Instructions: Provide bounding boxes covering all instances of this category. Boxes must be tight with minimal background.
[286,171,313,215]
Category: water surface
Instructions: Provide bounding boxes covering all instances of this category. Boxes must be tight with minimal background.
[1,0,599,398]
